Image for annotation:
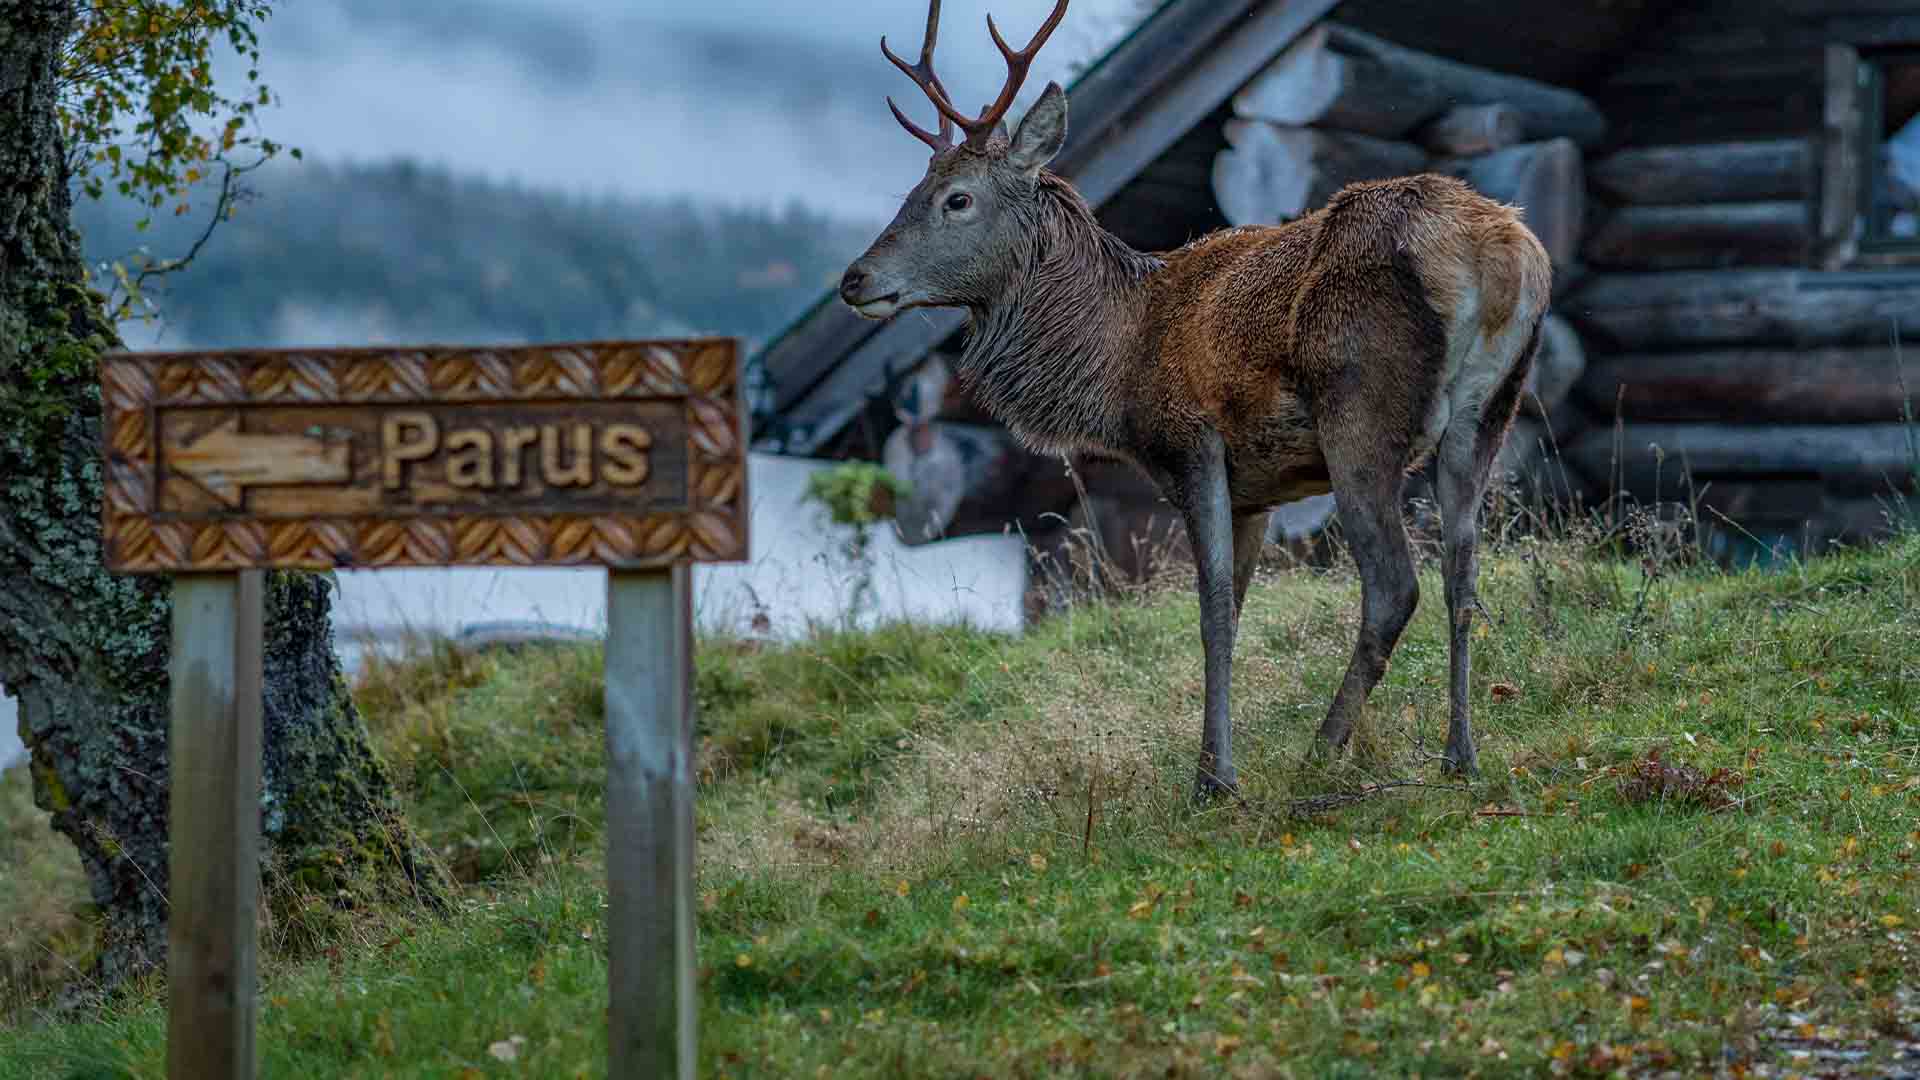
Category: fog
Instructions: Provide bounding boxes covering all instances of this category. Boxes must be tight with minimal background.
[232,0,1149,220]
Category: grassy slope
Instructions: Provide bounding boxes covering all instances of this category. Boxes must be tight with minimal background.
[2,534,1917,1078]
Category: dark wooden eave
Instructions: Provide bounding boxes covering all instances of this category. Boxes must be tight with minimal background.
[752,0,1339,455]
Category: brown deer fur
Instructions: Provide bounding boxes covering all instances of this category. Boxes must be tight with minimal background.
[840,3,1552,797]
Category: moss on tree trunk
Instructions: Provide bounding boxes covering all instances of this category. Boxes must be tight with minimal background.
[0,0,447,994]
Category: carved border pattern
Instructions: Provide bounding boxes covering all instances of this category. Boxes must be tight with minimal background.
[100,339,749,572]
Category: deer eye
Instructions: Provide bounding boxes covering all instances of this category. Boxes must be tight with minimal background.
[944,192,973,212]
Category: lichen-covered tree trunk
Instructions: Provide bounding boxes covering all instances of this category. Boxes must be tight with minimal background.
[0,0,447,993]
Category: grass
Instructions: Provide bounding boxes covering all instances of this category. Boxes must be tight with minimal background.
[1,529,1917,1078]
[0,768,93,1015]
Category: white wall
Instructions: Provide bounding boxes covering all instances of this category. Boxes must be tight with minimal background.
[3,455,1031,764]
[330,453,1031,670]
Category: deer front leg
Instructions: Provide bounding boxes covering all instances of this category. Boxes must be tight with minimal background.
[1171,432,1239,801]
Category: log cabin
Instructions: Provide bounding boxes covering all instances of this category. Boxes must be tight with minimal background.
[752,0,1920,600]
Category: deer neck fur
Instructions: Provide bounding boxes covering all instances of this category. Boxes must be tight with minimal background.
[956,173,1163,455]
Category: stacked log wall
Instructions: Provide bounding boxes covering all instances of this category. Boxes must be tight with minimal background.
[1567,0,1920,553]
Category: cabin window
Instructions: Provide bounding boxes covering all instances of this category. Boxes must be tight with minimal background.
[1860,50,1920,251]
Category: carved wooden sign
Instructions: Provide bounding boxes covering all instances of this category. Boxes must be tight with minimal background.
[99,338,748,572]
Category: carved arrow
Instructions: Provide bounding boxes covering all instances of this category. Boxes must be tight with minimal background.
[168,415,351,509]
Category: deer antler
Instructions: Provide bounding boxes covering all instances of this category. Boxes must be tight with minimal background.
[972,0,1070,146]
[882,0,1072,153]
[881,0,961,153]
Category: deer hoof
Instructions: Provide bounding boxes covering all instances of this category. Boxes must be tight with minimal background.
[1192,771,1240,804]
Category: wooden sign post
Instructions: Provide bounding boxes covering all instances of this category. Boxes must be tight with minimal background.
[101,339,749,1080]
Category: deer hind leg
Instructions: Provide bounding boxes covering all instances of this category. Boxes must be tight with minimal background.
[1299,257,1442,757]
[1231,510,1270,628]
[1434,317,1543,775]
[1314,444,1419,754]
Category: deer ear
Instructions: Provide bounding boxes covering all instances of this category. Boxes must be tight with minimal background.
[1008,82,1067,176]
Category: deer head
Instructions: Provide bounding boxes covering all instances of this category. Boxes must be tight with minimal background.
[840,0,1072,320]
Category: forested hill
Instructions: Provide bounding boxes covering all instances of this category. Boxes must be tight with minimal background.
[70,159,875,352]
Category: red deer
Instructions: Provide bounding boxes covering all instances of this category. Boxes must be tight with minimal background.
[838,0,1552,798]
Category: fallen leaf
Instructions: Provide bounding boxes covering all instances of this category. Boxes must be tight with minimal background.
[487,1035,527,1062]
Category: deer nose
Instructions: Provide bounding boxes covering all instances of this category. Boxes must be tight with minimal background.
[840,266,870,303]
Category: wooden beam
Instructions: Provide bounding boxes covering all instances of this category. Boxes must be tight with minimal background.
[1584,202,1811,270]
[1417,104,1524,155]
[763,0,1341,454]
[1433,139,1585,265]
[1568,269,1920,351]
[1325,0,1663,88]
[1563,423,1920,497]
[1587,138,1813,205]
[1211,121,1425,225]
[1232,22,1607,146]
[1598,92,1823,148]
[1600,50,1821,91]
[1577,346,1920,424]
[167,572,263,1080]
[1661,12,1920,53]
[1818,43,1867,270]
[605,567,697,1080]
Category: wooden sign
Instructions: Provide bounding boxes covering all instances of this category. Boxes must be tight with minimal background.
[99,338,748,572]
[106,338,743,1080]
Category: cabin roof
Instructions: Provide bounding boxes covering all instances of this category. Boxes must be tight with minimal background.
[749,0,1665,457]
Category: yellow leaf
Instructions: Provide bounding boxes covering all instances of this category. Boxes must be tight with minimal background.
[896,880,910,897]
[1544,947,1565,966]
[1028,852,1048,872]
[1214,1034,1243,1056]
[735,953,752,968]
[1882,915,1905,928]
[1411,961,1431,979]
[952,893,970,912]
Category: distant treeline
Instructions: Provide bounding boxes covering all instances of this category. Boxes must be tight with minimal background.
[71,159,875,352]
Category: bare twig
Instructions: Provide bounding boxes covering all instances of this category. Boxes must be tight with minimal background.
[1284,779,1472,819]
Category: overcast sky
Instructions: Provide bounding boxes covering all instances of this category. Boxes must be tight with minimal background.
[231,0,1150,223]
